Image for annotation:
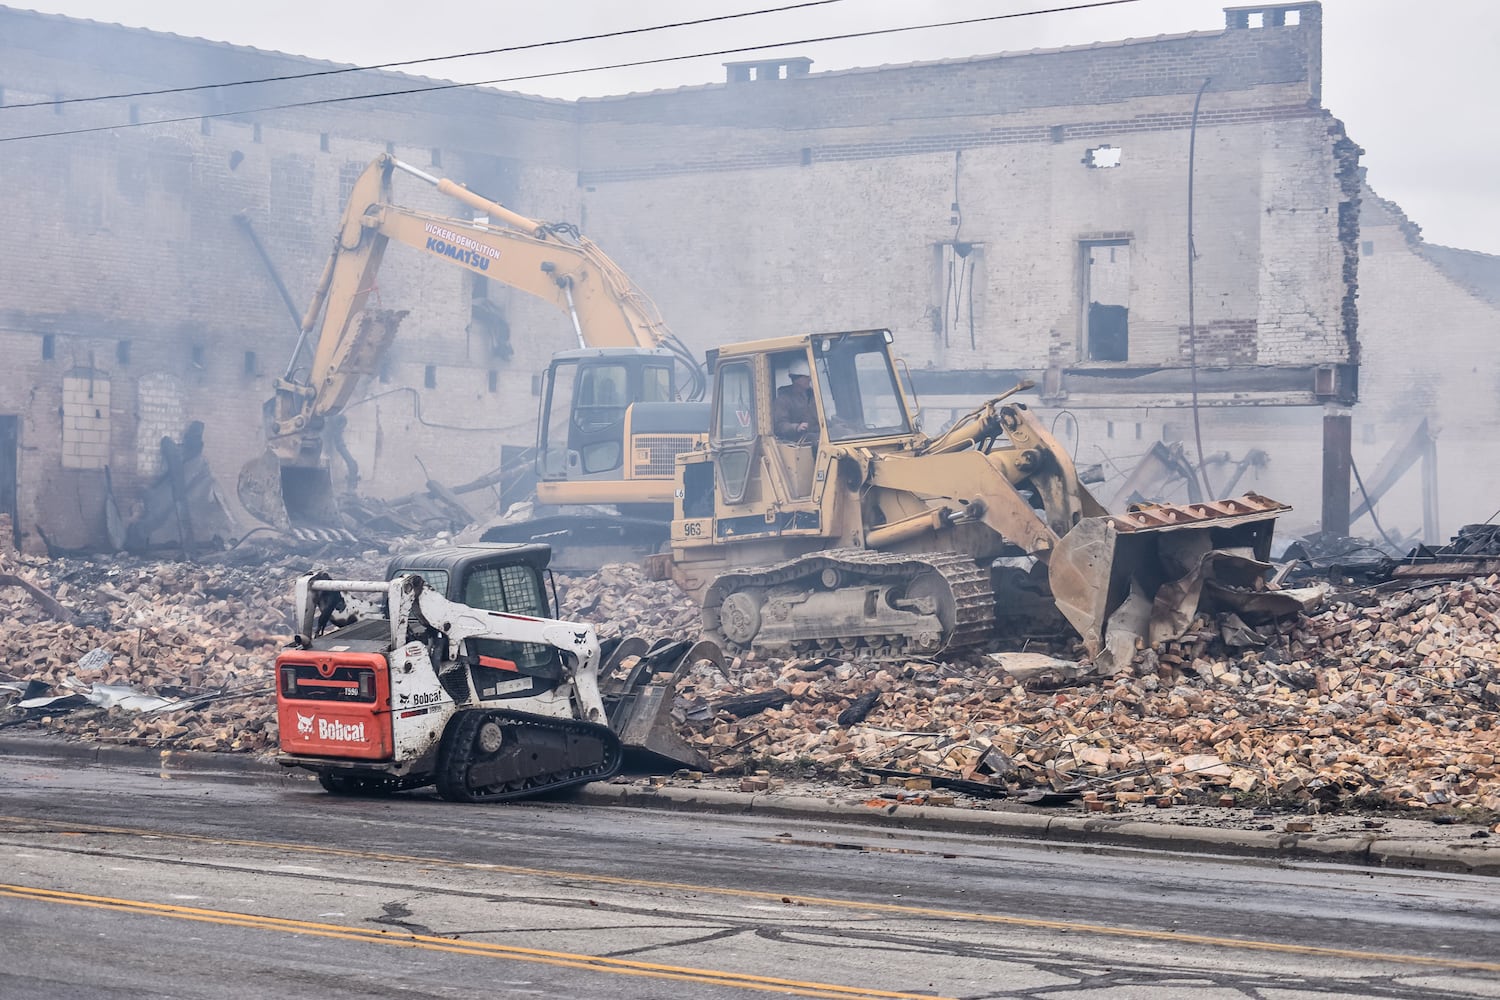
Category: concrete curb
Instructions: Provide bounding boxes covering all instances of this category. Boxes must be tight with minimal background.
[5,735,1497,877]
[573,783,1500,877]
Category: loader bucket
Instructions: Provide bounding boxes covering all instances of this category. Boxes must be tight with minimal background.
[236,449,340,531]
[1048,493,1291,658]
[600,636,721,772]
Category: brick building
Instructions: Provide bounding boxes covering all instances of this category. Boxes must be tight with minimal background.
[0,2,1477,553]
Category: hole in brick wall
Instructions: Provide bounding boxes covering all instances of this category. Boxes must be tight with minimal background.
[1050,125,1066,143]
[41,334,54,361]
[1284,9,1300,24]
[1248,11,1264,27]
[1083,145,1122,169]
[424,365,437,389]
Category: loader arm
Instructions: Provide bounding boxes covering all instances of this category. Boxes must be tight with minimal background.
[406,584,608,727]
[868,401,1110,555]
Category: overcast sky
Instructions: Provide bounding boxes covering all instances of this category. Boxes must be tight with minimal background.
[13,0,1499,254]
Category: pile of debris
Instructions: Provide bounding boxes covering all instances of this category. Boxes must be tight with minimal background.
[0,544,383,751]
[669,575,1500,815]
[2,545,1498,820]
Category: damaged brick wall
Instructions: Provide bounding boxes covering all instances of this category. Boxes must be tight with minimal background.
[1353,182,1500,540]
[573,9,1353,520]
[0,8,582,550]
[0,4,1372,549]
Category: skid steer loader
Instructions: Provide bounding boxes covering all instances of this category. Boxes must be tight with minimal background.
[649,329,1294,661]
[276,542,713,800]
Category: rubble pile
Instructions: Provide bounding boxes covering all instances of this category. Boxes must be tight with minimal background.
[554,563,700,642]
[0,546,382,752]
[2,545,1498,819]
[674,577,1500,815]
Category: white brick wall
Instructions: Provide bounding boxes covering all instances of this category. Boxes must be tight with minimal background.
[60,375,110,470]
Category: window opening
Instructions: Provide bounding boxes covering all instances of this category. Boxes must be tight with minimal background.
[1082,239,1131,362]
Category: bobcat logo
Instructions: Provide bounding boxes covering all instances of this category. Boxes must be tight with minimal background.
[296,712,316,736]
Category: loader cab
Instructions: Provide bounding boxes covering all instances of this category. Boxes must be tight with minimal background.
[808,329,913,443]
[704,331,916,510]
[386,543,563,697]
[537,348,679,482]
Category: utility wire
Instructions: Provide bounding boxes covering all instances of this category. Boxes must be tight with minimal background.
[0,0,848,111]
[1,0,1143,144]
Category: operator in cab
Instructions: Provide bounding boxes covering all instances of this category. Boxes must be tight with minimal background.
[773,361,818,442]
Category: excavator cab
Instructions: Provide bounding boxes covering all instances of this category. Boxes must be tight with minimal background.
[537,347,687,487]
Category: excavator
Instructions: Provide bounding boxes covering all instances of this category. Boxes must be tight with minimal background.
[649,329,1295,662]
[238,154,708,565]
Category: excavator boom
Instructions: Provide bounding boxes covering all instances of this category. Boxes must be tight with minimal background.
[240,154,704,534]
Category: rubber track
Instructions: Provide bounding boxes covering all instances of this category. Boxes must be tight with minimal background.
[704,549,994,661]
[435,709,623,803]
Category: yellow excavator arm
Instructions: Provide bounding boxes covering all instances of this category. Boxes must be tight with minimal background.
[268,154,696,448]
[241,155,707,532]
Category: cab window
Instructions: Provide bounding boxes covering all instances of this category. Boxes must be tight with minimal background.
[714,361,756,442]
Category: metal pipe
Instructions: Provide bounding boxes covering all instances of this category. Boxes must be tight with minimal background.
[561,280,587,349]
[391,156,547,235]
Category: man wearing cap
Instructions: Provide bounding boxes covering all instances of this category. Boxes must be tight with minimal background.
[773,361,818,442]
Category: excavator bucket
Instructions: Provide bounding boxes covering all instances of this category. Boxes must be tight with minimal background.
[1048,493,1293,662]
[237,449,341,533]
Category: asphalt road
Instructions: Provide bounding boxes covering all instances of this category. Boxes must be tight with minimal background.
[1,757,1498,999]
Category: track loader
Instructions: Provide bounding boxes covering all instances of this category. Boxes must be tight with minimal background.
[276,542,712,800]
[649,329,1292,661]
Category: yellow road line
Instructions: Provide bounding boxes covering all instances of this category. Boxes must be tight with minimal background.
[2,815,1497,974]
[0,883,952,1000]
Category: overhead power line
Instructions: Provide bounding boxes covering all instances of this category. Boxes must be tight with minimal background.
[0,0,1142,144]
[0,0,848,111]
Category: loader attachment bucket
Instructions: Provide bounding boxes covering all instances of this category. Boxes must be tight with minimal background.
[237,449,340,531]
[600,636,721,772]
[1048,493,1292,659]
